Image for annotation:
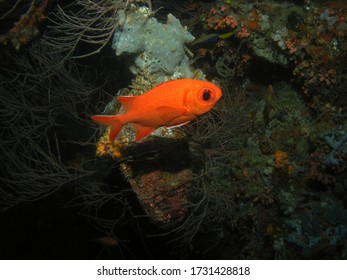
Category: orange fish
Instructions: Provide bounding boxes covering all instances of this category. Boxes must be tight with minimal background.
[91,79,222,142]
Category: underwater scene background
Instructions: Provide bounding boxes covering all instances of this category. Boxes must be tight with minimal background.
[0,0,346,259]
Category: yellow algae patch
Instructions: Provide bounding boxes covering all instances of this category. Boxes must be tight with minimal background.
[95,127,130,159]
[274,150,288,169]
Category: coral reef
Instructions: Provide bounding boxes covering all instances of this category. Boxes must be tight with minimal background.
[309,129,347,185]
[192,0,346,105]
[42,0,128,59]
[127,168,192,226]
[0,42,98,210]
[2,0,347,260]
[112,5,195,83]
[93,4,200,228]
[285,198,347,258]
[0,0,48,50]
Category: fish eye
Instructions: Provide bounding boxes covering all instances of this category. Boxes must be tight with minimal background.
[202,89,211,101]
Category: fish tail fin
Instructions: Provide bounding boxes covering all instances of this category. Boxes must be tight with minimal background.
[91,115,124,141]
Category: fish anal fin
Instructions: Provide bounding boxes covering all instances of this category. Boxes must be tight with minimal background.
[117,96,138,112]
[133,124,155,142]
[156,105,188,123]
[109,124,123,142]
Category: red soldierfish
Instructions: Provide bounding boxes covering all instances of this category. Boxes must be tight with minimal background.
[91,79,222,142]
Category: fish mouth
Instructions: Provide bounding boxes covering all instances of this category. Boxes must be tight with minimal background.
[215,89,223,101]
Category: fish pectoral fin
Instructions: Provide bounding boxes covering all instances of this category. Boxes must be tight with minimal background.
[166,121,190,129]
[133,124,156,142]
[156,105,188,123]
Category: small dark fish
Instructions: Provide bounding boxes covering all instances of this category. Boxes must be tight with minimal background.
[91,237,119,247]
[191,31,237,46]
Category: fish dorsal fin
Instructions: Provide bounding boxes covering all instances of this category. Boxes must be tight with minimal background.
[156,105,188,123]
[117,96,138,112]
[133,124,156,142]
